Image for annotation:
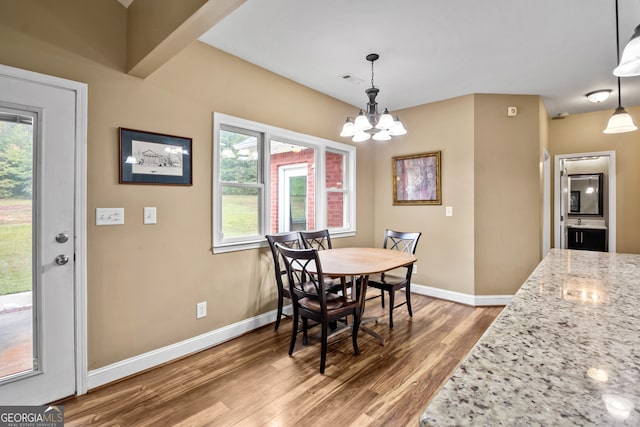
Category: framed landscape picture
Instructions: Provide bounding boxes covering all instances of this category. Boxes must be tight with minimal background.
[119,127,192,185]
[393,151,441,205]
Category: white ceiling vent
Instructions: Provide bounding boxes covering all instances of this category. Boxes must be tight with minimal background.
[340,74,364,85]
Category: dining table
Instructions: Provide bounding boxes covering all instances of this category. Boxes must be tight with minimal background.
[310,247,417,344]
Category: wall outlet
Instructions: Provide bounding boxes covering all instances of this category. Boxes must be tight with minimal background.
[196,301,207,319]
[414,264,418,275]
[96,208,124,225]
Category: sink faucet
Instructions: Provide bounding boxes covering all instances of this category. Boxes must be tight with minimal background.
[577,218,582,225]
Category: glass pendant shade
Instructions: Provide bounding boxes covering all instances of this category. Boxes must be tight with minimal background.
[372,130,391,141]
[603,107,638,134]
[614,26,640,77]
[353,111,373,132]
[352,131,371,142]
[389,117,407,136]
[340,119,355,137]
[376,108,396,130]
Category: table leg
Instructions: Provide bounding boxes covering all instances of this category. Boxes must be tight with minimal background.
[355,275,385,346]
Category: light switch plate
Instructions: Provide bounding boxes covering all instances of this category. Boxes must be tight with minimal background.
[96,208,124,225]
[144,207,157,224]
[445,206,453,217]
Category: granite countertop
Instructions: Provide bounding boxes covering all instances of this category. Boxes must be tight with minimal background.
[420,249,640,426]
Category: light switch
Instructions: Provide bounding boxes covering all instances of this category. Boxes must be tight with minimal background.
[144,207,157,224]
[445,206,453,217]
[96,208,124,225]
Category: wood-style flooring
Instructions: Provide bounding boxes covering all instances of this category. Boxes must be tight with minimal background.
[62,294,503,427]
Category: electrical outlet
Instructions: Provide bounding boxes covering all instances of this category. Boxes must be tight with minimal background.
[196,301,207,319]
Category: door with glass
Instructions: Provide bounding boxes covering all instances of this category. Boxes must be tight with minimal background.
[0,70,77,404]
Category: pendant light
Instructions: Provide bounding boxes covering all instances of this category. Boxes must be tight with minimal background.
[340,54,407,142]
[614,22,640,76]
[604,0,638,134]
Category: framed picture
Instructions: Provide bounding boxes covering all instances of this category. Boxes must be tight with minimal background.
[570,190,580,213]
[393,151,441,205]
[119,127,192,185]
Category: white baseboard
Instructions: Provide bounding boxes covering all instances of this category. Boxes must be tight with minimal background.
[411,283,512,306]
[87,285,509,391]
[87,308,279,390]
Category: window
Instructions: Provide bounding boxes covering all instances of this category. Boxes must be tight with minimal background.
[213,113,356,253]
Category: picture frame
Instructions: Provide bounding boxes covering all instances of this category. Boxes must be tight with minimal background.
[393,151,441,205]
[119,127,192,185]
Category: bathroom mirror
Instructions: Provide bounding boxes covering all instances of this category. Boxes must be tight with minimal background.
[568,173,603,216]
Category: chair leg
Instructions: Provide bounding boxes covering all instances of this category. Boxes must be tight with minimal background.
[320,322,328,374]
[302,317,309,345]
[288,310,298,356]
[380,289,385,308]
[275,292,284,331]
[405,284,413,317]
[388,289,395,328]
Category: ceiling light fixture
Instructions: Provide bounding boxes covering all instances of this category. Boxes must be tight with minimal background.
[585,89,612,103]
[340,53,407,142]
[614,22,640,76]
[604,0,637,134]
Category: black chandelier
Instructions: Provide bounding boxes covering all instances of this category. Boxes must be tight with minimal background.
[339,53,407,142]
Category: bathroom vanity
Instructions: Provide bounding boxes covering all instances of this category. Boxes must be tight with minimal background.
[567,225,607,251]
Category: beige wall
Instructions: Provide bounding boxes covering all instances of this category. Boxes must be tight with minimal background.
[474,94,542,295]
[549,108,640,254]
[0,1,373,368]
[373,95,476,295]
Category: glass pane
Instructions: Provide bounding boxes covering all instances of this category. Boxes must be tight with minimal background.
[269,140,315,233]
[0,114,34,380]
[326,150,345,189]
[220,129,259,184]
[327,191,345,228]
[289,176,307,231]
[221,185,260,238]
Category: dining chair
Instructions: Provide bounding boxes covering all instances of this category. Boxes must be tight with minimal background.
[300,229,347,296]
[367,229,421,328]
[266,232,304,330]
[276,244,361,374]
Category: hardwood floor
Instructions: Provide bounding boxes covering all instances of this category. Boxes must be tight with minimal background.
[62,294,502,426]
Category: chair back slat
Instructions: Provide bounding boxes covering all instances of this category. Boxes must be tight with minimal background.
[300,229,332,251]
[383,229,421,254]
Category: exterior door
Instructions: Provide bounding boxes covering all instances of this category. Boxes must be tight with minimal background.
[278,164,308,232]
[0,67,80,404]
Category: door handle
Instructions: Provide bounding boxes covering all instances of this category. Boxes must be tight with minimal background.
[55,233,69,243]
[55,254,69,265]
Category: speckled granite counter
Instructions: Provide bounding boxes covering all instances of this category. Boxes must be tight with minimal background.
[420,249,640,426]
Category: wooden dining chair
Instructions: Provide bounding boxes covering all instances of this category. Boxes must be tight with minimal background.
[266,232,304,330]
[367,229,421,328]
[300,229,347,296]
[276,244,361,374]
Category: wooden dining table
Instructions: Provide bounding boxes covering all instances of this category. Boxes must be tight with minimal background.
[310,247,417,344]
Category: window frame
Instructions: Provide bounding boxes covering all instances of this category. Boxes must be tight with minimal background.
[213,113,356,253]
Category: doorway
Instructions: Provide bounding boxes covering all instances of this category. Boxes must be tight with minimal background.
[553,151,616,252]
[0,64,87,403]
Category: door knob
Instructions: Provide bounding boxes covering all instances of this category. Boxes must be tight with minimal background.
[55,254,69,265]
[55,233,69,243]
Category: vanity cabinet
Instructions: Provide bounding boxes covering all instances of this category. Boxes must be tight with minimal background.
[567,227,606,252]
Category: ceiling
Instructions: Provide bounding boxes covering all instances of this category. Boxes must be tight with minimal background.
[131,0,640,119]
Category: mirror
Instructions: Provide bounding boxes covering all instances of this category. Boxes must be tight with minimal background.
[568,173,603,216]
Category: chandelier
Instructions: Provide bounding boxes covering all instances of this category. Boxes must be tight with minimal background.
[339,53,407,142]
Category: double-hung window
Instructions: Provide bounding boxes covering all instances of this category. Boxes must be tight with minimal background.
[213,113,356,253]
